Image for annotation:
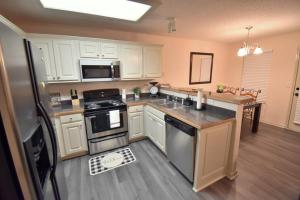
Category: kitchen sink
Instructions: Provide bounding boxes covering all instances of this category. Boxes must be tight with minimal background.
[151,99,180,109]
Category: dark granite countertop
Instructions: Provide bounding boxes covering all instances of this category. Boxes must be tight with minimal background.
[126,97,236,129]
[51,100,84,117]
[51,96,235,129]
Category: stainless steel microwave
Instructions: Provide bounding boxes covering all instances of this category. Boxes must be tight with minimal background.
[80,59,120,82]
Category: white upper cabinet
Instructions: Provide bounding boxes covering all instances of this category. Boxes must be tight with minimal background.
[101,42,118,58]
[79,41,100,58]
[30,39,57,81]
[53,39,80,81]
[143,46,162,78]
[79,41,118,58]
[30,34,162,82]
[120,44,143,79]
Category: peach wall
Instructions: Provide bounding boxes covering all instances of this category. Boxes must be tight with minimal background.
[24,22,230,94]
[226,31,300,127]
[23,22,300,128]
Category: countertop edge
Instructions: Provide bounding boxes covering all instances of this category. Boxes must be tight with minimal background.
[146,102,235,129]
[52,100,235,129]
[160,87,253,105]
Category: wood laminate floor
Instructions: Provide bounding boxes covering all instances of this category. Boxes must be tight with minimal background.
[55,122,300,200]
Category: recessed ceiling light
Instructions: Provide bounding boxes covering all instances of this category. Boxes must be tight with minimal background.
[40,0,152,21]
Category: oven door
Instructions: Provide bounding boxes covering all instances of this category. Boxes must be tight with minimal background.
[85,109,128,139]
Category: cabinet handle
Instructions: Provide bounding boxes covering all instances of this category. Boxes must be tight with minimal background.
[97,54,100,57]
[57,76,60,80]
[69,118,72,121]
[53,77,56,80]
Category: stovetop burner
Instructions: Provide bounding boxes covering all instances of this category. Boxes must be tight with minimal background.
[83,89,127,113]
[84,100,126,111]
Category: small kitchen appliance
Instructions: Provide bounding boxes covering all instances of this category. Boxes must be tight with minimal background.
[149,82,159,97]
[80,59,120,82]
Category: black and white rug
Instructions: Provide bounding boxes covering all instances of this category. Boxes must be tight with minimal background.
[89,147,136,175]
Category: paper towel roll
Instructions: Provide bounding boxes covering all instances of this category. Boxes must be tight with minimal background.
[196,90,203,110]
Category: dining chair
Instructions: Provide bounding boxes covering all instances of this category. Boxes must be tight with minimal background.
[240,88,262,125]
[223,86,240,95]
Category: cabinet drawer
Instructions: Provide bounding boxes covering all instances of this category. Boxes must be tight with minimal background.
[145,105,165,120]
[60,113,83,124]
[128,105,144,113]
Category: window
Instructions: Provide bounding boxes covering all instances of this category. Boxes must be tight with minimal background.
[241,52,272,102]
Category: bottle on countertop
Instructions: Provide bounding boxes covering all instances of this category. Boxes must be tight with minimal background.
[196,89,203,110]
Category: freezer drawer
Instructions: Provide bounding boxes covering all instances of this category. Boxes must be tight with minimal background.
[88,132,128,155]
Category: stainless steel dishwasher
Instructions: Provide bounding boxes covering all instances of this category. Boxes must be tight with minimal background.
[165,115,196,183]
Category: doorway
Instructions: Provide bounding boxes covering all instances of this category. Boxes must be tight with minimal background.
[287,48,300,132]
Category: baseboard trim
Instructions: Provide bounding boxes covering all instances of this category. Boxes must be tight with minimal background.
[61,151,88,160]
[129,135,147,143]
[260,120,287,128]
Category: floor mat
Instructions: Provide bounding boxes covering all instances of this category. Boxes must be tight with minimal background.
[88,147,136,175]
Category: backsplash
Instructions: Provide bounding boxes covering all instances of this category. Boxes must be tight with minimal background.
[46,80,154,100]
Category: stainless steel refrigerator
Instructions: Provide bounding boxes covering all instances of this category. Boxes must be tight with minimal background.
[0,18,62,199]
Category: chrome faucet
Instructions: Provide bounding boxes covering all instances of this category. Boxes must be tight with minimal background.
[166,95,171,101]
[173,96,178,102]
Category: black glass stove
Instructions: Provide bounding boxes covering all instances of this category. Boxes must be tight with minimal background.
[83,88,127,113]
[84,100,126,111]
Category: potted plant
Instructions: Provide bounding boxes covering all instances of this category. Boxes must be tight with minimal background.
[133,87,141,99]
[216,84,224,93]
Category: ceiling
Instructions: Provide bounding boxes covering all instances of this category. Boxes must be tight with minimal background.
[1,0,300,42]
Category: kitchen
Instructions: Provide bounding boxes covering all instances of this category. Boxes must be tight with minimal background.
[1,1,300,200]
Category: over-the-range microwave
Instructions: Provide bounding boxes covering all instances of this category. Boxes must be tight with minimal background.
[79,59,120,82]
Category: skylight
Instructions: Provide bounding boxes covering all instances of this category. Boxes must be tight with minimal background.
[40,0,152,21]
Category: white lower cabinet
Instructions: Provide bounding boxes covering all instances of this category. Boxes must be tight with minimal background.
[61,121,86,155]
[193,122,232,191]
[54,113,88,159]
[144,106,166,153]
[128,106,144,139]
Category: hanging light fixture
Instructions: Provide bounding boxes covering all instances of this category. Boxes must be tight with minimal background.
[237,26,263,57]
[167,17,176,33]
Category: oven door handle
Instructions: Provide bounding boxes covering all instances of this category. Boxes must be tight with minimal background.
[86,116,96,120]
[89,133,127,143]
[111,64,114,79]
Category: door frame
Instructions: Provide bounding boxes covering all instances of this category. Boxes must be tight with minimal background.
[286,47,300,131]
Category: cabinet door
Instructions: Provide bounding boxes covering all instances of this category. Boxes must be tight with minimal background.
[120,45,143,79]
[53,40,80,81]
[79,41,100,58]
[128,112,144,139]
[61,121,87,155]
[143,47,162,78]
[101,42,118,58]
[153,116,166,152]
[31,39,57,81]
[144,112,154,141]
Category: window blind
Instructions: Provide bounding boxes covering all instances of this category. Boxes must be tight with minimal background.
[241,52,272,102]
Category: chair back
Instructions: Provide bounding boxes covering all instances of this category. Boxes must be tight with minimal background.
[240,88,261,101]
[223,86,239,95]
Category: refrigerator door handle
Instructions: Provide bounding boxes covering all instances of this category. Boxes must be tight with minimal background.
[37,104,61,200]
